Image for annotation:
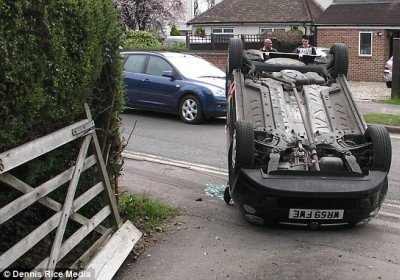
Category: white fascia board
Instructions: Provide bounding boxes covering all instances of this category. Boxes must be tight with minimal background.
[317,26,400,29]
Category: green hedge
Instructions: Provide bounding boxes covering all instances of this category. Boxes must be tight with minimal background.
[0,0,124,176]
[0,0,125,260]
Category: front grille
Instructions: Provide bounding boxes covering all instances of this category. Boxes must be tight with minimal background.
[278,197,358,209]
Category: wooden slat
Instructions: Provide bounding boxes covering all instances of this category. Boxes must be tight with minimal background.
[45,135,92,276]
[92,131,122,227]
[68,229,113,272]
[0,178,105,271]
[1,171,108,235]
[0,211,61,270]
[29,206,111,279]
[0,119,94,174]
[0,155,97,224]
[78,220,142,280]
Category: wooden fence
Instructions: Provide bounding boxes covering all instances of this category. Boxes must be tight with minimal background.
[0,104,141,279]
[187,34,309,53]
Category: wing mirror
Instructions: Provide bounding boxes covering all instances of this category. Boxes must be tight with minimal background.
[162,71,175,80]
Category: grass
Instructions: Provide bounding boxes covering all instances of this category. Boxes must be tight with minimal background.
[362,98,400,126]
[378,98,400,105]
[119,192,180,233]
[363,114,400,126]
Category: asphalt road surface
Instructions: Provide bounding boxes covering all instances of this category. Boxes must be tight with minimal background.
[120,109,400,201]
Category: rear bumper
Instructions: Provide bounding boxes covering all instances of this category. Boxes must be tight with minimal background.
[230,168,388,228]
[384,71,392,82]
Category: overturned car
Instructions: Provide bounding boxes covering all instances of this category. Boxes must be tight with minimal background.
[224,38,392,229]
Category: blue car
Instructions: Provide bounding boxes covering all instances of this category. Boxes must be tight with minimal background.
[121,51,227,124]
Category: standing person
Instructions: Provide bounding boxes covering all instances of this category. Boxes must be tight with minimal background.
[260,38,278,52]
[294,35,316,55]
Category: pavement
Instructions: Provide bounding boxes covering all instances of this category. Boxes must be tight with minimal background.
[356,100,400,134]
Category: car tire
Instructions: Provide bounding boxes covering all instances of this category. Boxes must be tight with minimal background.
[328,43,349,78]
[386,81,392,88]
[230,120,254,180]
[363,125,392,172]
[228,38,243,75]
[179,95,204,124]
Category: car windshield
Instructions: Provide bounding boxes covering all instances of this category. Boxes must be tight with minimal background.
[169,56,225,79]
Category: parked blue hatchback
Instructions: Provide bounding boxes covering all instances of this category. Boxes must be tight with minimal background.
[121,51,227,124]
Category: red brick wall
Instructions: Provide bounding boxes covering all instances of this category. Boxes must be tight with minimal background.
[317,28,391,81]
[191,30,391,82]
[192,52,227,72]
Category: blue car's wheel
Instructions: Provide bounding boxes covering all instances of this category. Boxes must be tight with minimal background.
[179,95,204,124]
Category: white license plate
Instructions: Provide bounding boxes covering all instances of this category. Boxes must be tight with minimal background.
[289,209,344,220]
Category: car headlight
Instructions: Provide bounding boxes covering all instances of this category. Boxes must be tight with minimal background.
[207,86,225,97]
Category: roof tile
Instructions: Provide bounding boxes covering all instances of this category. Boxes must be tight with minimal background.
[188,0,323,24]
[315,2,400,25]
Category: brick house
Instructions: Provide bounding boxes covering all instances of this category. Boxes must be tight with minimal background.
[314,0,400,81]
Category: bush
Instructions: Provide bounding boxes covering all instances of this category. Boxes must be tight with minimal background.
[195,27,206,37]
[170,25,180,36]
[121,30,161,50]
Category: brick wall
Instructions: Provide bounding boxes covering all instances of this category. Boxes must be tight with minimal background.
[192,52,228,72]
[192,29,391,82]
[317,28,390,81]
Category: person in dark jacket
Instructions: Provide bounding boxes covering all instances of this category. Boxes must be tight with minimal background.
[294,35,316,55]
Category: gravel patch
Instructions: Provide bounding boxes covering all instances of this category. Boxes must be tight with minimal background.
[347,81,391,101]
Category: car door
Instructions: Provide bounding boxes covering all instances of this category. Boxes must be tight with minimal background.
[123,54,149,107]
[140,55,181,110]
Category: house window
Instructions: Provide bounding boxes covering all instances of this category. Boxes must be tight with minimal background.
[212,27,234,43]
[260,27,285,34]
[359,31,372,56]
[212,28,234,35]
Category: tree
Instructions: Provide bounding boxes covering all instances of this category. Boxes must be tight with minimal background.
[114,0,185,36]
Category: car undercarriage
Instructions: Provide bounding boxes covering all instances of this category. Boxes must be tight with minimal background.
[224,38,392,229]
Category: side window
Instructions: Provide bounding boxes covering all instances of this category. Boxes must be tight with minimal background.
[124,55,147,73]
[146,56,173,77]
[359,32,372,56]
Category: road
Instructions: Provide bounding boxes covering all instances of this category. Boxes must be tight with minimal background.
[120,109,400,201]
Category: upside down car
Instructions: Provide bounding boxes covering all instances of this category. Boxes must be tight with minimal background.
[224,38,392,229]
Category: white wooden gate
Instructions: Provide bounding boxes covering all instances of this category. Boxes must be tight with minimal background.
[0,104,141,279]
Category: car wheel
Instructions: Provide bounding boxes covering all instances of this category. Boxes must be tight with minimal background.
[228,38,243,75]
[328,43,349,78]
[386,81,392,88]
[231,120,254,179]
[363,125,392,172]
[179,95,204,124]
